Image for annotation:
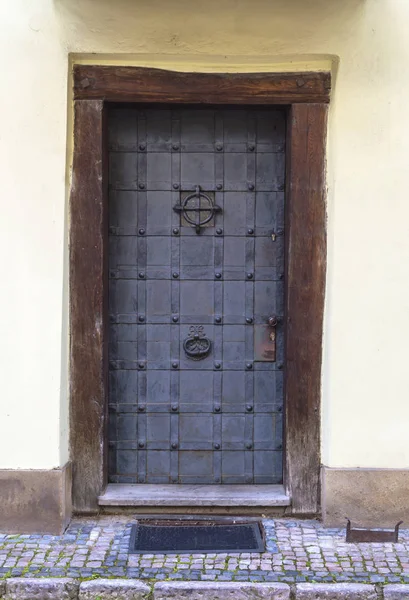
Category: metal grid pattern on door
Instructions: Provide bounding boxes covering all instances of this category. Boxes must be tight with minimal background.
[108,106,285,484]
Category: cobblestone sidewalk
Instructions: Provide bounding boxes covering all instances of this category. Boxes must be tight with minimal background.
[1,517,409,584]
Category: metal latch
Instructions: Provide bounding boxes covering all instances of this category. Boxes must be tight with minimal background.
[271,229,284,242]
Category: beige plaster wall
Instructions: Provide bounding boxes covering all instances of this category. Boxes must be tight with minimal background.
[1,0,408,470]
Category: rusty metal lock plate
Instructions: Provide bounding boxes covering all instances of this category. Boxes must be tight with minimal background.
[254,325,276,362]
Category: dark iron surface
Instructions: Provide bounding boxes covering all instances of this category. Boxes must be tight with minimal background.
[108,107,286,484]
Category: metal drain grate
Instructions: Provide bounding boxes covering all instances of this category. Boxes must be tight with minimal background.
[129,519,265,554]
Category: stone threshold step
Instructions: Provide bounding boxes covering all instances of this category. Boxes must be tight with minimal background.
[98,484,290,507]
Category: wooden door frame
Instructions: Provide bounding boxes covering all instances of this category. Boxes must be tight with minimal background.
[70,65,329,514]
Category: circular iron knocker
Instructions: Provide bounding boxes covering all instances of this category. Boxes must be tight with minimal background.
[183,325,212,360]
[173,185,222,234]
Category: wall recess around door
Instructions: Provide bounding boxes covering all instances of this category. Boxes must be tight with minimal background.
[70,65,328,514]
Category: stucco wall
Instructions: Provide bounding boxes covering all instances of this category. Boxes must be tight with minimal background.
[1,0,408,470]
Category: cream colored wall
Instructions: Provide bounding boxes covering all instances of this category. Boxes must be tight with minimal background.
[1,0,408,470]
[0,0,68,469]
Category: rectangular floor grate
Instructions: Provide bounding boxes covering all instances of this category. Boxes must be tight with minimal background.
[129,519,265,554]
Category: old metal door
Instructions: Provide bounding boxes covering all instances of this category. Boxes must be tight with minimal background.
[108,106,285,484]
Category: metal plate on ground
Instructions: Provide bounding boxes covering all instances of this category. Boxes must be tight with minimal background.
[346,518,403,543]
[129,519,265,554]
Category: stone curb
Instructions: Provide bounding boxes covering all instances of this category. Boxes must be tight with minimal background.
[1,579,409,600]
[4,578,79,600]
[153,581,290,599]
[295,583,378,599]
[384,585,409,599]
[79,580,150,600]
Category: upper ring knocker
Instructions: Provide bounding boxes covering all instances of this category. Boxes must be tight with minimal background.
[183,325,212,360]
[173,185,222,234]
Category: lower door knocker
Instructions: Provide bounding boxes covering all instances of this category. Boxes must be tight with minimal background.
[183,325,211,360]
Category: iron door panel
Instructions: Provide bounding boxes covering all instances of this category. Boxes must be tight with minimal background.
[108,107,285,484]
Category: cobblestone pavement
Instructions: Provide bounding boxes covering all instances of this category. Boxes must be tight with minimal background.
[1,517,409,584]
